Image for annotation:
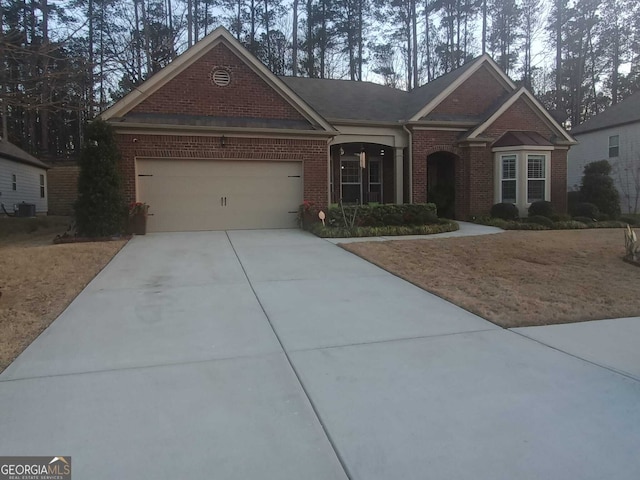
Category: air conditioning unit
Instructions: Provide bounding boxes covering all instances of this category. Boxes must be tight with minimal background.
[16,202,36,217]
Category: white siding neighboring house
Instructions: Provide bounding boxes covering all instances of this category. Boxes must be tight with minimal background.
[0,141,49,215]
[568,91,640,214]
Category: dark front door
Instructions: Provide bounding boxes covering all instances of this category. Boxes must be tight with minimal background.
[427,153,456,218]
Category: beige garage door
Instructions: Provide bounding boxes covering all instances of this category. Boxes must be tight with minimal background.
[137,159,303,232]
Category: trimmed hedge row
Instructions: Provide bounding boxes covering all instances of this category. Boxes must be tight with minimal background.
[325,203,438,228]
[308,219,459,238]
[474,216,628,231]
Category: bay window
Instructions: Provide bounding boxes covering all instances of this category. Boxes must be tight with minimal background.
[494,149,551,214]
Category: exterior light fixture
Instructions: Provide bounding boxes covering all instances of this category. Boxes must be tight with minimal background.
[220,135,226,148]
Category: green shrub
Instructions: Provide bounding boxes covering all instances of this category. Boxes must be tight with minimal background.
[326,203,438,228]
[524,215,554,228]
[490,202,519,220]
[570,202,600,219]
[579,160,621,219]
[428,183,455,219]
[572,216,595,224]
[75,119,126,236]
[307,220,458,238]
[471,216,509,229]
[528,201,554,218]
[552,220,588,230]
[619,215,640,226]
[504,222,548,230]
[567,190,582,211]
[590,221,627,228]
[382,213,404,226]
[550,213,572,222]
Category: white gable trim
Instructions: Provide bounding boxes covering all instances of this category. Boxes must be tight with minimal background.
[408,55,516,122]
[100,27,335,132]
[467,88,576,144]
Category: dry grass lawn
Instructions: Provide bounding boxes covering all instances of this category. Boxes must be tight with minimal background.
[343,229,640,328]
[0,217,126,372]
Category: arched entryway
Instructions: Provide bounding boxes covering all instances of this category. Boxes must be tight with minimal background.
[427,151,457,218]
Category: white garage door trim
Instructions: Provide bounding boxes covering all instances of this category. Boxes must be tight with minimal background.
[136,158,303,232]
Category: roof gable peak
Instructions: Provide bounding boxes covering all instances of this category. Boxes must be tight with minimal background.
[100,27,335,132]
[408,54,516,121]
[466,87,576,144]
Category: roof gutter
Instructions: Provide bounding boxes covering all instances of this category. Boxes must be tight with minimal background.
[108,121,337,138]
[405,120,478,128]
[327,118,407,128]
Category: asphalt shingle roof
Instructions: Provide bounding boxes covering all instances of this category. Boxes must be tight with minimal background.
[279,77,408,122]
[405,57,484,119]
[570,90,640,135]
[493,131,554,147]
[280,56,486,123]
[0,141,49,169]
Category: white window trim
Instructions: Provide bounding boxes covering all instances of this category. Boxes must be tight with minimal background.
[608,135,620,158]
[498,154,518,204]
[525,153,550,204]
[340,157,362,185]
[368,158,383,203]
[494,148,552,215]
[340,157,363,203]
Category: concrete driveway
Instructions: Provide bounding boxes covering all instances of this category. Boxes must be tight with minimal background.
[1,230,639,479]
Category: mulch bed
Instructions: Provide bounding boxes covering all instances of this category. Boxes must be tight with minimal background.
[53,234,133,244]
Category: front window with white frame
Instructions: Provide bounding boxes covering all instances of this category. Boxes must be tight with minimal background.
[494,149,551,214]
[341,157,362,203]
[500,155,517,203]
[527,154,546,203]
[608,135,619,158]
[368,158,382,203]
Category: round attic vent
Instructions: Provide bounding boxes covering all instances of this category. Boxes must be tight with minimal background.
[211,68,231,87]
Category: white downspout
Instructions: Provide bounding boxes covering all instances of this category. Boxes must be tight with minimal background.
[327,137,333,207]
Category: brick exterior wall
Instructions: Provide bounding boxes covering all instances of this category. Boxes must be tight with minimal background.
[484,98,555,140]
[551,149,568,213]
[429,66,510,117]
[47,164,79,215]
[131,44,308,122]
[411,130,462,204]
[411,95,570,219]
[115,134,328,209]
[412,93,567,220]
[112,37,570,223]
[464,146,494,218]
[483,97,568,214]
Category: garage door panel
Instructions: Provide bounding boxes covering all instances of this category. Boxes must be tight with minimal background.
[137,159,303,232]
